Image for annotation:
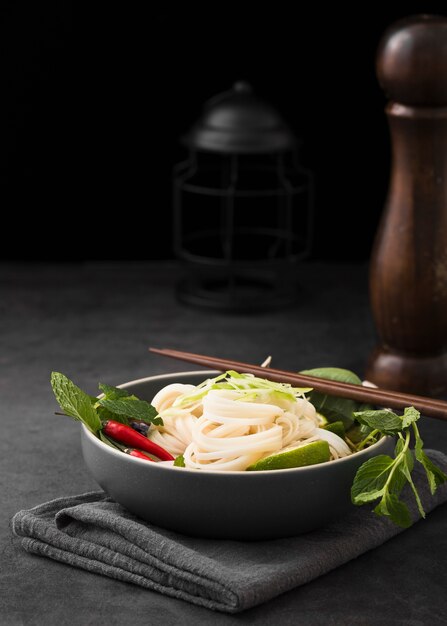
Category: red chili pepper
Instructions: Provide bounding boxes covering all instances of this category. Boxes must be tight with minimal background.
[102,420,174,461]
[124,448,155,461]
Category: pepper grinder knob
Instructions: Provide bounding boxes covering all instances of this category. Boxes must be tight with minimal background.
[367,15,447,396]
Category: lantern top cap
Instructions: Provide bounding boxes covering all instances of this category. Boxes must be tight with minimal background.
[183,81,295,154]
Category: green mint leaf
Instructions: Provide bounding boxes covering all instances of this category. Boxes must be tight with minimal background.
[346,422,375,444]
[394,437,404,456]
[398,448,425,518]
[96,384,131,424]
[174,454,185,467]
[419,451,447,495]
[390,435,424,518]
[374,493,412,528]
[385,441,407,495]
[354,409,403,435]
[99,397,162,425]
[301,367,363,386]
[389,465,408,496]
[98,383,130,400]
[300,367,363,429]
[351,454,395,504]
[97,405,128,425]
[51,372,102,434]
[414,426,447,494]
[415,443,447,496]
[403,448,414,473]
[352,409,446,528]
[402,406,420,428]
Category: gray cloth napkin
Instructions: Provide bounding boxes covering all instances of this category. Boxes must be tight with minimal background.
[11,450,447,614]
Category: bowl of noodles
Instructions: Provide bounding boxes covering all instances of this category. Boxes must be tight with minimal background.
[81,370,393,540]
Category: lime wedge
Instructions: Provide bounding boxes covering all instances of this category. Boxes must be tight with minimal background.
[317,412,328,426]
[246,440,330,471]
[323,420,345,439]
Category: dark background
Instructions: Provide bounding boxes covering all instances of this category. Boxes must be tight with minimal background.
[1,4,445,262]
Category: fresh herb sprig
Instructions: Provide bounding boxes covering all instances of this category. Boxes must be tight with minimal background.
[51,372,103,433]
[51,372,162,434]
[351,406,447,527]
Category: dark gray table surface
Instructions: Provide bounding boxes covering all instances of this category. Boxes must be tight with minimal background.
[1,261,446,626]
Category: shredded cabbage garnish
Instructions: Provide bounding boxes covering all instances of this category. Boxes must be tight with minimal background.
[172,370,312,409]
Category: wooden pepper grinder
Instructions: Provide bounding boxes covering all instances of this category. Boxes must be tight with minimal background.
[367,15,447,397]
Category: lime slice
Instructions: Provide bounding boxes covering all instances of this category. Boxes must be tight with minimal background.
[246,440,330,471]
[317,412,328,426]
[323,420,345,439]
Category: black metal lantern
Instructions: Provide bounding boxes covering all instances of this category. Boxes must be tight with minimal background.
[173,81,314,312]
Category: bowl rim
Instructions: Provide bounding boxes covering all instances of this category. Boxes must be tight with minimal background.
[83,370,393,476]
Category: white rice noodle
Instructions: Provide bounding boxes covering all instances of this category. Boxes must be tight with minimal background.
[148,382,353,469]
[148,408,197,456]
[151,383,198,412]
[183,390,284,471]
[149,384,200,456]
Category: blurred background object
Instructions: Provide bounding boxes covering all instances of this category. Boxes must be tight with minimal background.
[366,14,447,396]
[0,5,415,263]
[1,5,445,265]
[173,81,313,311]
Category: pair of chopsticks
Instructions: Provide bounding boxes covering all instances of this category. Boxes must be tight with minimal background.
[148,347,447,422]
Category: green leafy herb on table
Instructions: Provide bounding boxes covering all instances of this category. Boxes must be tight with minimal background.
[351,406,447,527]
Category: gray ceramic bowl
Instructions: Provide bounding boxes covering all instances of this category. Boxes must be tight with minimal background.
[81,371,393,540]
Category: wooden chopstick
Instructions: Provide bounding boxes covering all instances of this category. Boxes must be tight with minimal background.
[148,347,447,422]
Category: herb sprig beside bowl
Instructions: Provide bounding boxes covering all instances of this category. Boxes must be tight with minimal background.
[351,406,447,527]
[300,367,447,527]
